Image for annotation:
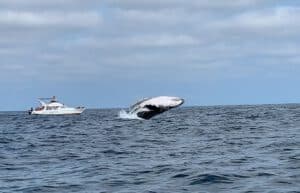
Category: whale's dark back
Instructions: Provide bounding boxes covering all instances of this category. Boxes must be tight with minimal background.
[137,105,171,120]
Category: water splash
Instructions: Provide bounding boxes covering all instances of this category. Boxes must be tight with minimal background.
[118,110,143,120]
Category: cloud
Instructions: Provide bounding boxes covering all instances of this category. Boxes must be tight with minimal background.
[0,0,100,10]
[106,0,270,10]
[211,6,300,35]
[115,9,184,25]
[74,34,199,48]
[0,10,102,28]
[0,0,300,84]
[125,34,199,47]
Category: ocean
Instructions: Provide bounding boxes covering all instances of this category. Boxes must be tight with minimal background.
[0,105,299,193]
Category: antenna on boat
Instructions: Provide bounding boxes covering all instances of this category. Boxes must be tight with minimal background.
[38,96,57,102]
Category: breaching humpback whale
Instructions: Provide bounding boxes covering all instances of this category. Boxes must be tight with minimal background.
[128,96,184,119]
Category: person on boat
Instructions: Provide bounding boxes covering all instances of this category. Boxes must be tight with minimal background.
[28,107,33,115]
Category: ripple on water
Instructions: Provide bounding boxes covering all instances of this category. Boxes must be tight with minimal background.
[189,174,233,185]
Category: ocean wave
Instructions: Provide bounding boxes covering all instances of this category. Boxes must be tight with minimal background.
[118,109,143,120]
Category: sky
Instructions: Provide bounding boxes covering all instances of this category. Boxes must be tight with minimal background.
[1,0,300,110]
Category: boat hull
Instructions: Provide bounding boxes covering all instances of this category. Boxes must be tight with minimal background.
[30,108,85,115]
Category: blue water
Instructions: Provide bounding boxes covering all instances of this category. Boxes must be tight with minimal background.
[0,105,300,193]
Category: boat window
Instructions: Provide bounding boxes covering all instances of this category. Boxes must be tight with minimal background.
[46,106,59,110]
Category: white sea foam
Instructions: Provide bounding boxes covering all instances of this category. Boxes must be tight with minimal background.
[118,109,143,120]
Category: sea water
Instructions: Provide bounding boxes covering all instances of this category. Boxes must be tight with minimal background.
[0,105,299,192]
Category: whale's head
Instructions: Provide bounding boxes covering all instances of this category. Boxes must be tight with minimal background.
[165,96,184,107]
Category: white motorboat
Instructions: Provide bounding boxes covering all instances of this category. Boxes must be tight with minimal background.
[29,96,85,115]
